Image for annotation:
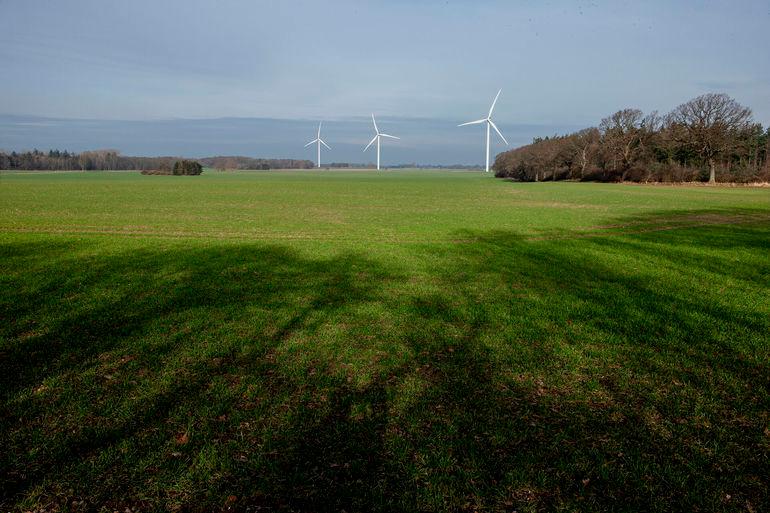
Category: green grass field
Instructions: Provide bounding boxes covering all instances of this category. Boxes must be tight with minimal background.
[2,170,769,512]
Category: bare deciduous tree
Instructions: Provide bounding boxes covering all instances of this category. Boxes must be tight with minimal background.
[570,128,600,179]
[667,93,753,183]
[599,109,645,179]
[765,128,770,175]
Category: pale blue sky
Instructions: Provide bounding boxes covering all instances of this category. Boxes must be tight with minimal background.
[1,0,767,164]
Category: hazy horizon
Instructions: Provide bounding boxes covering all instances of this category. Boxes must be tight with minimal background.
[0,113,585,166]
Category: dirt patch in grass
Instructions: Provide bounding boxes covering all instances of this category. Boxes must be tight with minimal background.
[530,212,770,241]
[589,212,770,230]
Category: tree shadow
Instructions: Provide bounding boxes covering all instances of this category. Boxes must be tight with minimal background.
[1,214,768,512]
[1,242,398,508]
[392,221,768,511]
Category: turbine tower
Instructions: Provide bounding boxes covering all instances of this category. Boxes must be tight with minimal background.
[364,114,399,170]
[305,121,331,168]
[458,89,508,172]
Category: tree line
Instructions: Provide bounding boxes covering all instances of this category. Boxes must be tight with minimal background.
[198,156,314,170]
[0,150,314,171]
[493,93,770,183]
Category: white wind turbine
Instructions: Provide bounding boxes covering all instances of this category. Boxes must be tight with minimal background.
[458,89,508,172]
[364,114,399,170]
[305,121,331,168]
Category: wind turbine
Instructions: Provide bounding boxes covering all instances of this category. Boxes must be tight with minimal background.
[458,89,508,172]
[364,114,399,170]
[305,121,331,168]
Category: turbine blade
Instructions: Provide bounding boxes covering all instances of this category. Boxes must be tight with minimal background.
[488,88,502,117]
[371,113,379,134]
[317,121,322,138]
[320,139,331,150]
[489,120,508,145]
[458,118,487,127]
[364,134,378,151]
[379,133,399,140]
[305,139,318,147]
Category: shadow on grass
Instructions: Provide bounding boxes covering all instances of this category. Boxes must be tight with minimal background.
[1,215,768,512]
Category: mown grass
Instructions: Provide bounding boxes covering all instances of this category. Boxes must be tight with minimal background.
[1,170,769,512]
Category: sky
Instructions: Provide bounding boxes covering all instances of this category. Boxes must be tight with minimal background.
[0,0,768,165]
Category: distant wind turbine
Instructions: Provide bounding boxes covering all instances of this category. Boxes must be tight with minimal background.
[458,89,508,172]
[364,114,399,170]
[305,121,331,168]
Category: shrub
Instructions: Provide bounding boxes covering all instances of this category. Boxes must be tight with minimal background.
[173,160,203,175]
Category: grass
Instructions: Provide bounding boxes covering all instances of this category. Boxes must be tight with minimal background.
[1,169,768,512]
